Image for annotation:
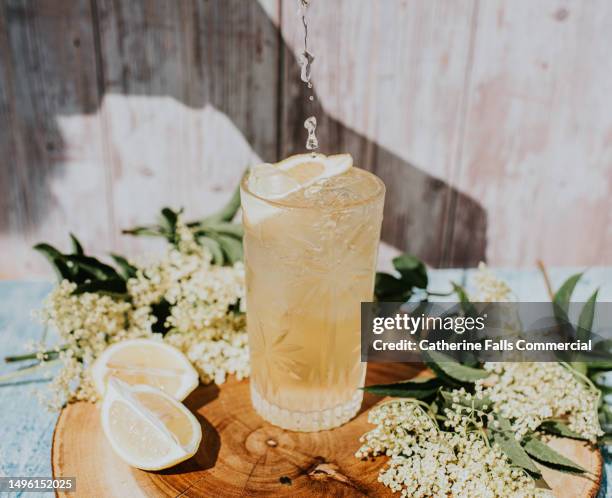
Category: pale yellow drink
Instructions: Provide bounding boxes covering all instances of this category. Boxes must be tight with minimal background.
[241,154,385,431]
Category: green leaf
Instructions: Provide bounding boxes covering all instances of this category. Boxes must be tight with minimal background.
[553,272,582,323]
[33,243,73,281]
[569,362,587,375]
[539,420,589,441]
[72,278,128,296]
[69,233,84,255]
[203,184,241,223]
[363,377,441,399]
[523,436,586,473]
[374,254,429,302]
[577,289,598,342]
[216,234,243,264]
[374,272,412,302]
[600,403,612,430]
[491,418,540,475]
[425,351,488,383]
[198,236,225,265]
[392,254,428,289]
[533,476,553,491]
[595,384,612,396]
[110,254,138,280]
[122,226,164,237]
[597,433,612,445]
[587,359,612,371]
[452,282,469,303]
[159,207,181,243]
[64,255,121,281]
[197,221,244,239]
[451,282,478,317]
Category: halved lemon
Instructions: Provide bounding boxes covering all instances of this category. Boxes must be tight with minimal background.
[92,339,199,401]
[242,153,353,224]
[101,378,202,470]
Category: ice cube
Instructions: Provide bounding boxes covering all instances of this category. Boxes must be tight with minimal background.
[248,164,301,200]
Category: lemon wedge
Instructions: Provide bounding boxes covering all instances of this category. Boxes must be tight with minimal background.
[92,339,199,401]
[242,153,353,223]
[101,378,202,470]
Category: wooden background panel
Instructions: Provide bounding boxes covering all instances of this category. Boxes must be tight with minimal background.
[452,0,612,266]
[278,0,484,267]
[0,0,112,277]
[1,0,611,278]
[92,0,281,256]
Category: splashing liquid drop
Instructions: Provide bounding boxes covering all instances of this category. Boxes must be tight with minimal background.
[304,116,318,151]
[299,51,315,86]
[298,0,318,151]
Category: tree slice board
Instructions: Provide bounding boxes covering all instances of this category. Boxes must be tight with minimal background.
[52,364,602,497]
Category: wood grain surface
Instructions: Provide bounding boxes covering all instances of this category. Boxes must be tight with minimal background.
[52,363,602,498]
[2,0,612,277]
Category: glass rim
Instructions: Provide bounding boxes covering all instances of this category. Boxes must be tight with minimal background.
[240,167,386,211]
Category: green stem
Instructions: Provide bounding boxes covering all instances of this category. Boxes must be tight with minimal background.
[379,397,440,429]
[0,360,59,383]
[426,290,454,297]
[5,347,64,363]
[5,352,39,363]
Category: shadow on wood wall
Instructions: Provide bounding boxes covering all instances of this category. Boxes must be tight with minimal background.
[0,0,486,268]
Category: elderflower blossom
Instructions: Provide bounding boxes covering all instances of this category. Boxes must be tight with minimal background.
[36,280,154,409]
[476,362,603,442]
[472,262,513,302]
[127,217,248,384]
[355,400,550,498]
[36,215,249,408]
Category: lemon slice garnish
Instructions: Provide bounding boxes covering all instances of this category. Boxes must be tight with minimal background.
[101,378,202,471]
[242,153,353,224]
[92,339,199,401]
[247,153,353,200]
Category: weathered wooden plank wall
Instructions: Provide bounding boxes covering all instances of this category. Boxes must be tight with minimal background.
[92,0,281,257]
[0,0,610,278]
[0,0,113,276]
[279,0,484,266]
[279,0,612,268]
[453,0,612,266]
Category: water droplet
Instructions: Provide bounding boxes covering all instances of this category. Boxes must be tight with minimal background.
[297,0,310,16]
[304,116,318,151]
[299,51,315,86]
[297,0,317,151]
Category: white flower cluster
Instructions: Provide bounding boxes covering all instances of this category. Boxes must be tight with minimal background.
[355,399,549,498]
[477,362,603,442]
[36,216,248,408]
[128,218,248,384]
[36,280,153,409]
[472,262,513,302]
[471,266,602,440]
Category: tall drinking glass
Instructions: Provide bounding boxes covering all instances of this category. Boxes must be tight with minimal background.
[241,161,385,431]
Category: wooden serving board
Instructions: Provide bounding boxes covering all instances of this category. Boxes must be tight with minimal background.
[52,364,602,497]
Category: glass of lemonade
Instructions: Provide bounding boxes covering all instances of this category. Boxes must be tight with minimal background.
[241,153,385,431]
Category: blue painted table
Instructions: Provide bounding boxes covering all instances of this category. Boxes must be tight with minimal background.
[1,269,611,497]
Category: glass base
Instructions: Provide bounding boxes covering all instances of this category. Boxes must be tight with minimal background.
[250,383,363,432]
